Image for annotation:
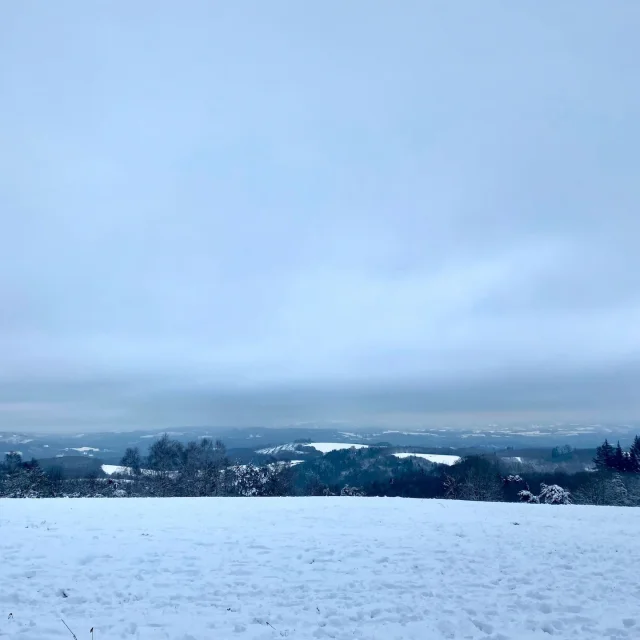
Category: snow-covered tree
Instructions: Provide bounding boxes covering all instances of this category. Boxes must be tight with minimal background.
[518,489,540,504]
[1,456,49,498]
[538,483,572,505]
[575,472,632,506]
[605,474,629,506]
[340,485,365,497]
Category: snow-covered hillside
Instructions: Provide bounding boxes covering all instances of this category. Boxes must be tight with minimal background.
[101,463,132,476]
[256,442,308,455]
[2,499,639,640]
[307,442,369,453]
[257,442,369,455]
[392,452,461,465]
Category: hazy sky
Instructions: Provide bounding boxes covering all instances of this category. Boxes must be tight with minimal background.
[1,2,639,431]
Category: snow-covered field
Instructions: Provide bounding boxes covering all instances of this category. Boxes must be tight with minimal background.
[257,442,369,455]
[101,464,132,476]
[101,465,157,477]
[1,499,639,640]
[392,452,461,465]
[306,442,369,453]
[256,443,307,455]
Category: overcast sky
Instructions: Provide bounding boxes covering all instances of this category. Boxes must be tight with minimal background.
[1,2,639,431]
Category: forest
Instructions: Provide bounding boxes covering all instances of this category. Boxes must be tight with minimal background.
[2,434,640,506]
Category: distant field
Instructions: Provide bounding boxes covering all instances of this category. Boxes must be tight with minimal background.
[392,452,461,465]
[2,498,639,639]
[306,442,369,453]
[257,442,370,455]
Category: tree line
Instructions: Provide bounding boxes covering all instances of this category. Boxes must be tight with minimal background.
[593,437,640,472]
[3,434,640,506]
[0,435,295,499]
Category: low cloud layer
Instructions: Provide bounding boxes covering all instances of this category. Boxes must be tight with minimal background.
[1,3,639,430]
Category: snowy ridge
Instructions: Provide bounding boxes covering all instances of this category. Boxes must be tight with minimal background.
[255,443,306,455]
[306,442,369,453]
[0,435,34,445]
[257,442,369,455]
[392,452,461,465]
[2,498,639,639]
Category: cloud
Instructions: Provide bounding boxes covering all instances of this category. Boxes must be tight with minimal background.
[0,2,639,429]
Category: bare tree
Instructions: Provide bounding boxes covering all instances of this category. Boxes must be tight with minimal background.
[443,456,503,502]
[120,447,142,476]
[147,434,184,496]
[198,439,228,496]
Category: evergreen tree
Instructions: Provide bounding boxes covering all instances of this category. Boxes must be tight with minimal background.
[594,439,615,469]
[629,435,640,473]
[614,441,626,472]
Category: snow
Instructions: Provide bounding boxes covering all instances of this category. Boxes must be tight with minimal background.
[382,430,427,436]
[257,442,369,455]
[1,499,639,639]
[392,452,461,465]
[2,436,34,445]
[256,443,306,455]
[101,465,156,477]
[138,432,184,439]
[101,464,130,475]
[67,447,100,453]
[306,442,369,453]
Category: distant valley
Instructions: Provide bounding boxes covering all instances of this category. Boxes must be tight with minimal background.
[1,423,637,478]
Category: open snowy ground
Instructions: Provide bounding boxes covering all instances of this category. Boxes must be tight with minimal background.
[392,452,461,465]
[1,499,639,640]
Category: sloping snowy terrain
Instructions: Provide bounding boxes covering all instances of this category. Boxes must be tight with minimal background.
[101,464,134,475]
[256,443,309,455]
[1,499,639,640]
[392,452,461,465]
[306,442,368,453]
[256,442,369,455]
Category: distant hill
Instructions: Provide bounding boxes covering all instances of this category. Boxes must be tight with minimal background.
[1,423,635,467]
